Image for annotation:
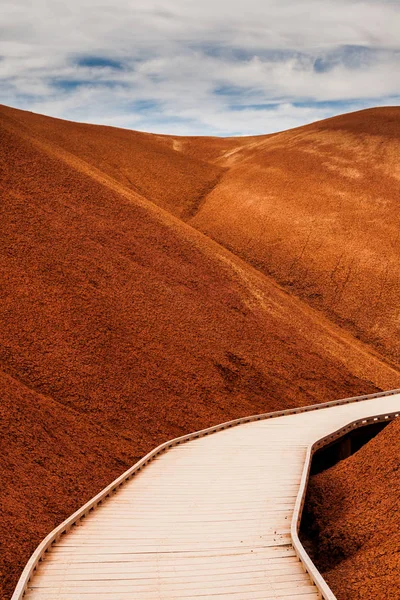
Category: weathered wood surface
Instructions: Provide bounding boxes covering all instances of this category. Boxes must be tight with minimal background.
[19,392,400,599]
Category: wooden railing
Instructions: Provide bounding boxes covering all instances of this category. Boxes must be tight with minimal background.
[11,387,400,600]
[291,407,400,599]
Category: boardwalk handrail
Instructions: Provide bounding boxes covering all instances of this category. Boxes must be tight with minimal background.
[11,387,400,600]
[291,408,400,599]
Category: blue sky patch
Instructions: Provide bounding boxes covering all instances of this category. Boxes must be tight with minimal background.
[75,56,125,70]
[52,78,127,91]
[128,100,160,113]
[214,84,253,97]
[52,79,89,91]
[313,45,376,73]
[229,102,281,111]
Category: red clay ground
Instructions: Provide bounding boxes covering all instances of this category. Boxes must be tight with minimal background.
[302,417,400,600]
[1,104,399,599]
[187,108,400,365]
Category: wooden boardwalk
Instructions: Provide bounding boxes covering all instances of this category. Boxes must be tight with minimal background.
[14,391,400,600]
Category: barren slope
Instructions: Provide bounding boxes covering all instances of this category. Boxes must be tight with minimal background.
[303,417,400,600]
[1,104,400,599]
[0,104,228,220]
[187,108,400,364]
[6,105,400,367]
[0,369,135,596]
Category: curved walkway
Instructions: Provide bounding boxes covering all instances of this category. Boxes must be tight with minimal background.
[13,390,400,600]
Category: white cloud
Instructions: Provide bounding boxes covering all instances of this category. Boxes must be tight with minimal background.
[1,0,399,134]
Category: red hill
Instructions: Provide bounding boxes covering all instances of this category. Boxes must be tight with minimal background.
[187,108,400,364]
[1,104,399,599]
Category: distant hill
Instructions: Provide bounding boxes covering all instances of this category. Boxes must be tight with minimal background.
[183,108,400,365]
[1,103,399,599]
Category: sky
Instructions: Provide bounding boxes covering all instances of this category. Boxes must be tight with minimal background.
[1,0,400,136]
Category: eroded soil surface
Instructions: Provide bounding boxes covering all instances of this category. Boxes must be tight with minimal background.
[1,103,400,598]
